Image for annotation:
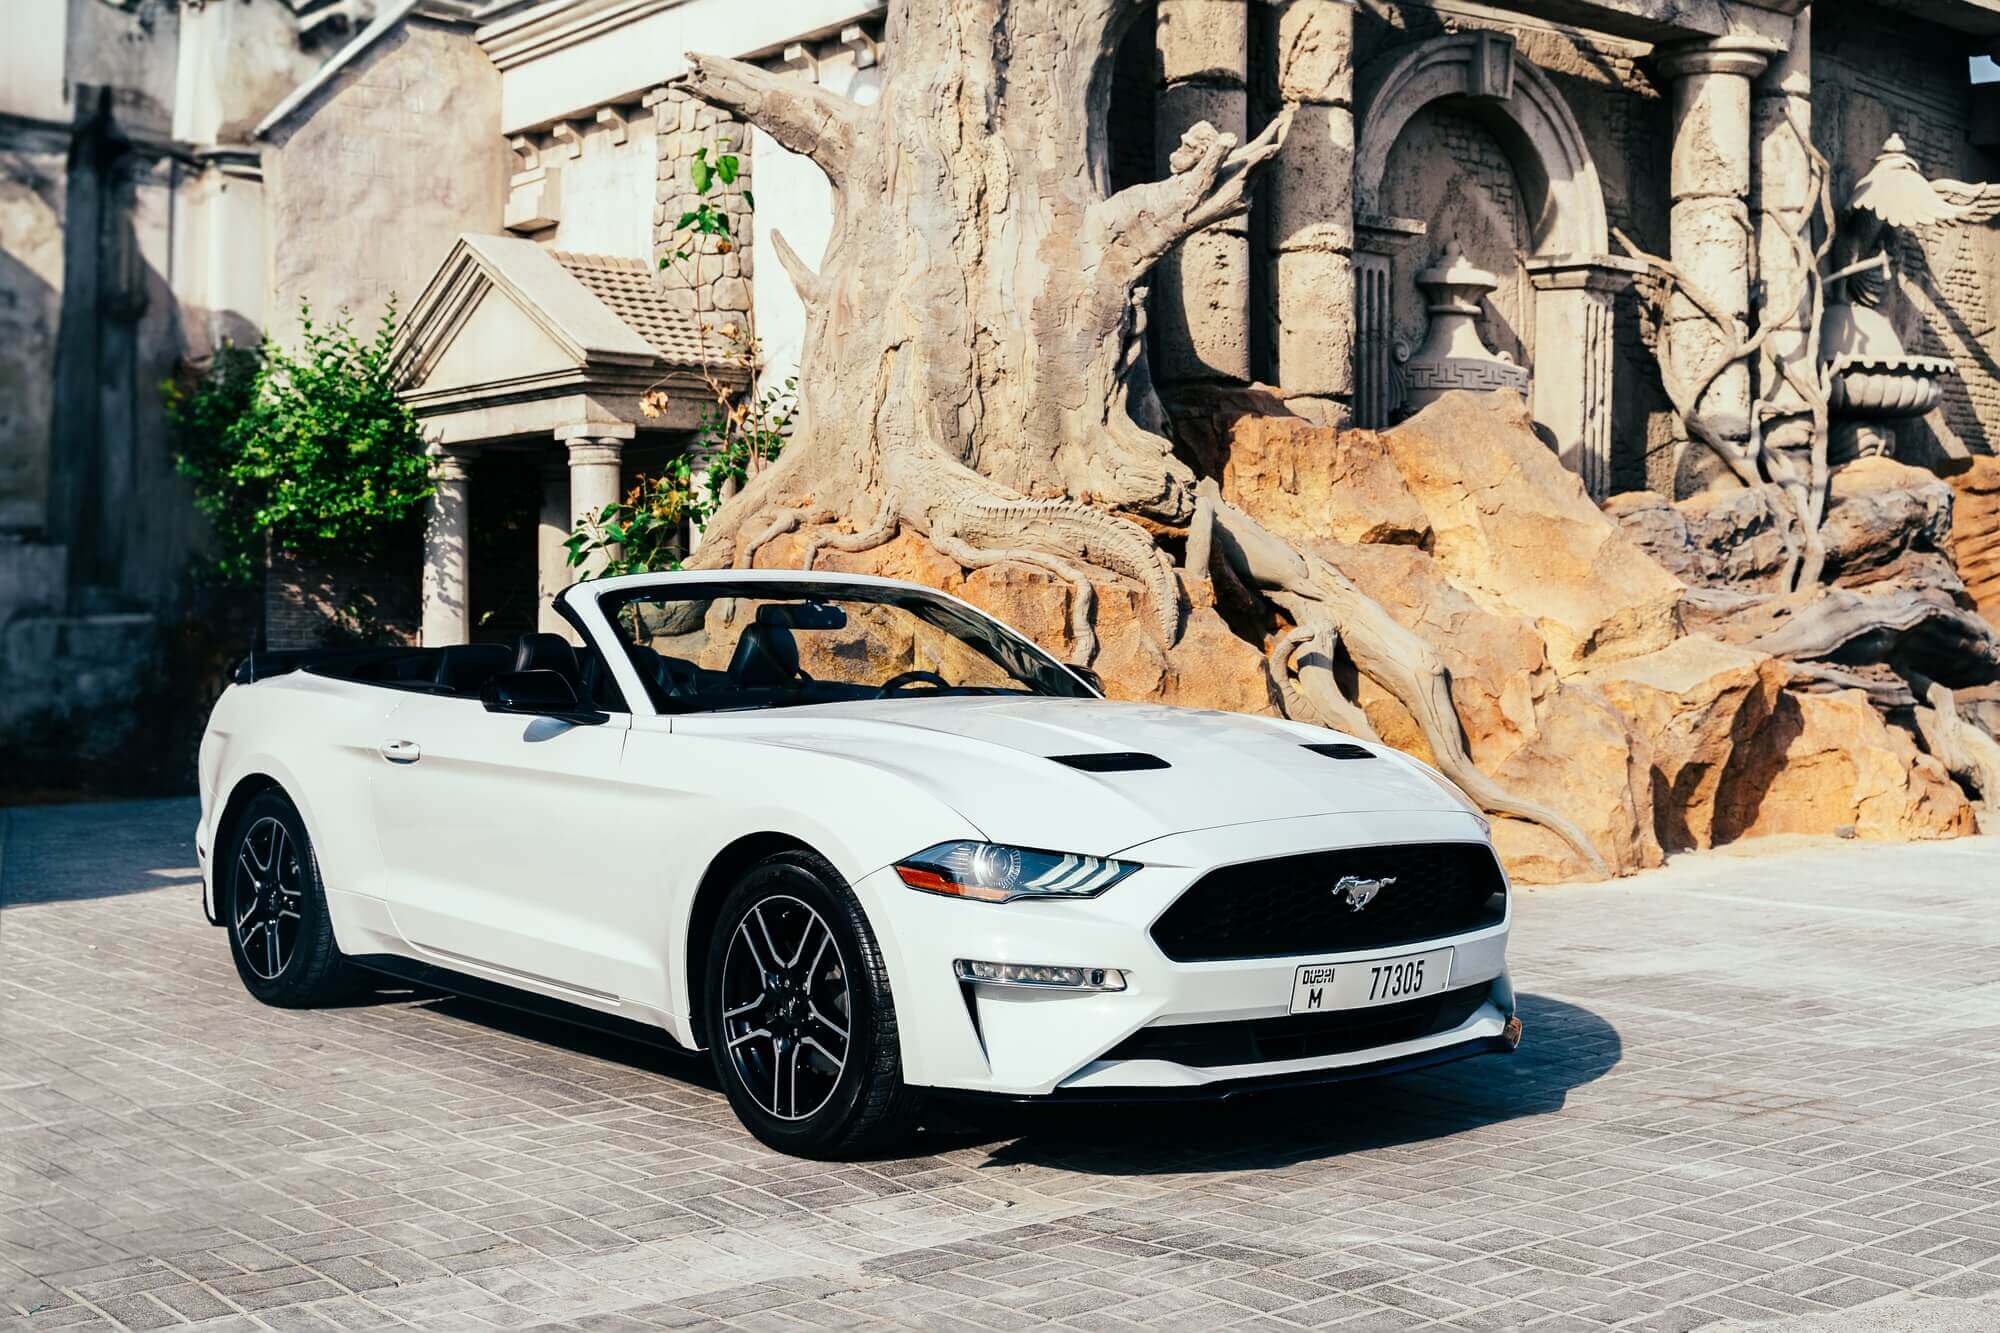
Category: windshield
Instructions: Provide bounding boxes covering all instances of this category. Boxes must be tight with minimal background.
[597,581,1095,713]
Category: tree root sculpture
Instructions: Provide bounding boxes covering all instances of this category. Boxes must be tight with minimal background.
[1911,678,2000,816]
[1198,483,1610,876]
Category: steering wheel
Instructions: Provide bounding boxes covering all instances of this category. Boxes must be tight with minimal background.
[875,669,951,698]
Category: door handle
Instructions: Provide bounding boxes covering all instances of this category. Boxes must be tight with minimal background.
[380,738,422,763]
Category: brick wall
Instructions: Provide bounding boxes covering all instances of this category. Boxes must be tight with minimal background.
[263,546,419,650]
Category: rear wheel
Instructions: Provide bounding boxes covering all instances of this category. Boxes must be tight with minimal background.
[703,850,921,1157]
[225,790,356,1007]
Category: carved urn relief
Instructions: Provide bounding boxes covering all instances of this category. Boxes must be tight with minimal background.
[1821,302,1951,463]
[1396,240,1530,414]
[1820,133,1997,464]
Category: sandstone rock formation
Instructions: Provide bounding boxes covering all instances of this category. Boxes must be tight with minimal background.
[1584,636,1787,852]
[1164,387,1980,880]
[1714,689,1974,842]
[1607,456,1961,595]
[1949,455,2000,632]
[1374,395,1684,672]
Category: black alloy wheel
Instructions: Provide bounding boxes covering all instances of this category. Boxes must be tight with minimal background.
[704,850,921,1157]
[224,790,356,1007]
[233,814,303,982]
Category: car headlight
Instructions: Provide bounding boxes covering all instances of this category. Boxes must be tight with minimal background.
[894,841,1140,903]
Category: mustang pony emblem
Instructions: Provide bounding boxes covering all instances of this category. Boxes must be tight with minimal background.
[1334,874,1394,912]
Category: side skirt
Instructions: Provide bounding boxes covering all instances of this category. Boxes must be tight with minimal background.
[349,953,696,1056]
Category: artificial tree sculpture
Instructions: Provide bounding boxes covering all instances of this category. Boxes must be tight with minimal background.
[670,0,1619,872]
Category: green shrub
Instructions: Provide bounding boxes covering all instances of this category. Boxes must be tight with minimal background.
[166,303,432,584]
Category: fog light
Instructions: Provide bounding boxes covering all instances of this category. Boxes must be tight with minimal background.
[954,960,1127,991]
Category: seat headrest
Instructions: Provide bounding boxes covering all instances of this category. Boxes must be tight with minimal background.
[513,632,580,680]
[727,623,801,690]
[435,643,512,693]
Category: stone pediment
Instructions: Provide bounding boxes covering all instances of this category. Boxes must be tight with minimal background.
[393,234,721,417]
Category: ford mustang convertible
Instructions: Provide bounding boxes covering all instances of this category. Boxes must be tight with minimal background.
[196,570,1520,1156]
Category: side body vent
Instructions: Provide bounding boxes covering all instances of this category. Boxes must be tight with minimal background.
[1050,751,1171,772]
[1303,742,1376,760]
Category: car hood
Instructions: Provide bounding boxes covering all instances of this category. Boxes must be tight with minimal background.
[667,696,1474,858]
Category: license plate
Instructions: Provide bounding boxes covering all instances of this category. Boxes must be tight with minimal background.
[1290,948,1454,1014]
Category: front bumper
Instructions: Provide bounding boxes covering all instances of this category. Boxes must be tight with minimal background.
[853,809,1515,1098]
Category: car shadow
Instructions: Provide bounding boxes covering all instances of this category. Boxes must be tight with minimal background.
[392,986,1617,1167]
[398,988,724,1091]
[922,993,1621,1173]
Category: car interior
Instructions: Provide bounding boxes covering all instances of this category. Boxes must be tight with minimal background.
[308,632,621,709]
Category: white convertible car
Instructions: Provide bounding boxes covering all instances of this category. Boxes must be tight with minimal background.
[196,570,1519,1156]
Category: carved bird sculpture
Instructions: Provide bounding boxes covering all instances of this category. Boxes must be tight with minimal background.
[1841,133,2000,305]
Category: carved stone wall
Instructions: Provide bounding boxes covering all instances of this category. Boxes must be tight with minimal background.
[1345,8,1673,491]
[1815,0,2000,469]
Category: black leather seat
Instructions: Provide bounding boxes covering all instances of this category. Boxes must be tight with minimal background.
[727,623,805,689]
[433,643,512,696]
[513,632,583,691]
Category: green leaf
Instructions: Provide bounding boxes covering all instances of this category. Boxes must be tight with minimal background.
[742,188,755,210]
[716,155,738,184]
[689,156,712,194]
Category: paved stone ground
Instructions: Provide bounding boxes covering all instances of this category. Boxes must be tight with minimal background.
[4,799,2000,1332]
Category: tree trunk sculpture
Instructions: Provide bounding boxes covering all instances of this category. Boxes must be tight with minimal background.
[675,0,1608,874]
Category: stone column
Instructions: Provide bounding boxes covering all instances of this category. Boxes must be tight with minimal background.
[1154,0,1251,388]
[1353,213,1427,427]
[1267,0,1356,427]
[1751,13,1814,450]
[1526,257,1645,500]
[560,426,631,576]
[537,455,572,636]
[420,445,476,647]
[1655,38,1771,491]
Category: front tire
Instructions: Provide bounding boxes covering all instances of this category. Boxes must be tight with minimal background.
[225,790,356,1007]
[702,850,921,1157]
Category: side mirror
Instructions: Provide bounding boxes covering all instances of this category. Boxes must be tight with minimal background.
[1069,665,1105,696]
[480,670,606,725]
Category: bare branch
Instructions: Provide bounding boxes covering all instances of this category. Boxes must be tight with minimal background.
[768,228,828,312]
[677,52,861,187]
[1090,107,1295,272]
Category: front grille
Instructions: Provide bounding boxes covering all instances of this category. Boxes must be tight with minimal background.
[1150,842,1506,962]
[1102,983,1493,1067]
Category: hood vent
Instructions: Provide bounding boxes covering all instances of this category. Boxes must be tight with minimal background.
[1050,751,1171,772]
[1303,742,1376,760]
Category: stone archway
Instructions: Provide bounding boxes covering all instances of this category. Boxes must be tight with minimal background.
[1352,31,1636,498]
[1356,31,1607,257]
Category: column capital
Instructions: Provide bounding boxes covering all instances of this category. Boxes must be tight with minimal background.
[1354,212,1427,257]
[1524,253,1649,292]
[552,421,637,443]
[1654,37,1775,82]
[426,443,478,482]
[566,438,625,469]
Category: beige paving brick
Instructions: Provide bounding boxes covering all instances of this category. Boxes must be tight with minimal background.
[4,802,2000,1329]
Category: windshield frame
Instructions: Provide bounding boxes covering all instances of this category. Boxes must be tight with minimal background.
[590,577,1099,716]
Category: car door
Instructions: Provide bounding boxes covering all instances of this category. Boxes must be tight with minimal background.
[368,690,663,1009]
